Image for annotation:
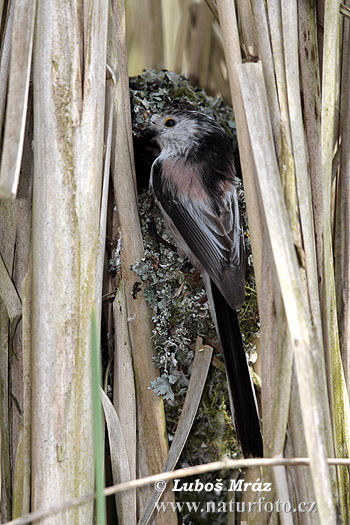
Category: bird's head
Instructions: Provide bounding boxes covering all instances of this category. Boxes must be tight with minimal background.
[143,110,225,156]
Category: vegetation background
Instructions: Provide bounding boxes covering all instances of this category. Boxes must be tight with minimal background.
[0,0,350,524]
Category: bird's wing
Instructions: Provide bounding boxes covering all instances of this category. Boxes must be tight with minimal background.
[151,159,245,309]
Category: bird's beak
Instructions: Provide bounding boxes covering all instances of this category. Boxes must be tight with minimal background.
[139,125,157,139]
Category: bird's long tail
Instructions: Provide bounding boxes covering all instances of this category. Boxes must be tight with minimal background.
[208,279,263,458]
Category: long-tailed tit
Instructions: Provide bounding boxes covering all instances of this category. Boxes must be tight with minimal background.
[144,110,263,458]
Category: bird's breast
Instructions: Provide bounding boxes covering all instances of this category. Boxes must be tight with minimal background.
[160,156,208,203]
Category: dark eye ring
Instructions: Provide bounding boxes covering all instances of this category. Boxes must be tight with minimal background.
[164,117,176,128]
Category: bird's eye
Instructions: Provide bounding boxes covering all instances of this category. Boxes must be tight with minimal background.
[164,117,176,128]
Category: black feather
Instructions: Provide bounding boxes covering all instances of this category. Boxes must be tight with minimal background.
[211,280,263,457]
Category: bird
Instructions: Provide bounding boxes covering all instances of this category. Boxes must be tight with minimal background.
[144,109,263,458]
